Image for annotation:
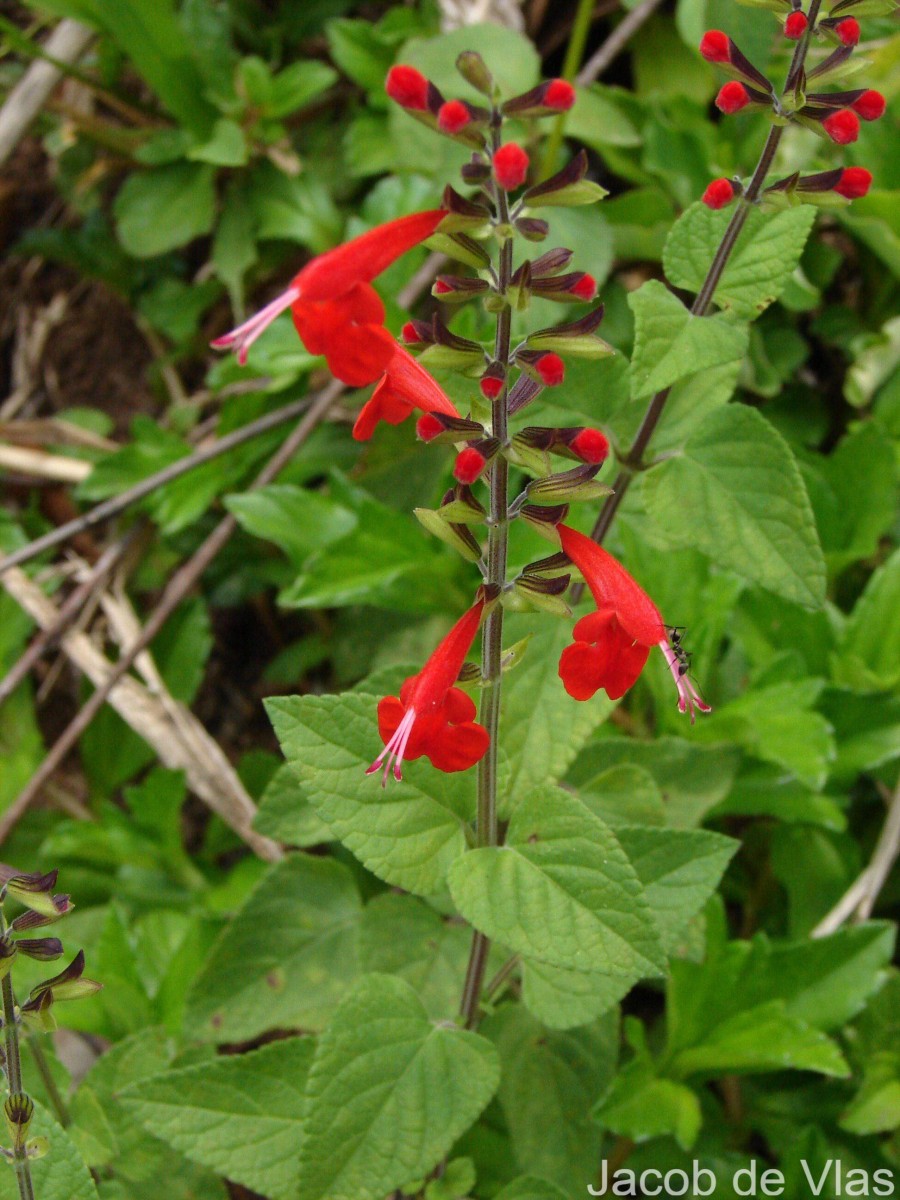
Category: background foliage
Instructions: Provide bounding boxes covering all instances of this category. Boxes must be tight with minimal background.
[0,0,898,1196]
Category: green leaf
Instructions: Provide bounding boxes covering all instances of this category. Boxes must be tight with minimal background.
[268,61,338,117]
[253,762,333,847]
[498,619,611,819]
[121,1039,313,1200]
[114,163,216,258]
[359,893,472,1020]
[267,693,473,895]
[187,117,248,166]
[664,203,817,318]
[520,959,632,1031]
[184,855,361,1040]
[642,404,826,607]
[832,547,900,690]
[225,485,358,564]
[0,1101,99,1200]
[297,974,500,1200]
[402,23,540,103]
[485,1005,618,1197]
[628,280,748,400]
[577,764,667,827]
[448,786,666,978]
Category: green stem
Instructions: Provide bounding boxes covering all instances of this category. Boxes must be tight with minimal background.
[28,1037,69,1128]
[460,118,516,1031]
[2,972,37,1200]
[539,0,596,180]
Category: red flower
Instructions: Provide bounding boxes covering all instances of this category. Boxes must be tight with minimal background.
[557,525,711,720]
[438,100,470,133]
[716,82,751,113]
[386,65,430,110]
[545,79,576,110]
[534,352,565,386]
[699,30,731,63]
[702,178,736,209]
[352,344,461,441]
[823,109,859,144]
[784,11,808,38]
[493,143,530,190]
[571,273,597,301]
[569,428,609,464]
[453,447,487,484]
[211,210,445,381]
[368,599,489,783]
[835,17,860,45]
[834,167,873,198]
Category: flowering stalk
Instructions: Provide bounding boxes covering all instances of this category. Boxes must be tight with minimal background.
[1,966,35,1200]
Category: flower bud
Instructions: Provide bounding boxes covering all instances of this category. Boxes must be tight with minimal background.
[438,99,471,134]
[455,50,494,96]
[699,30,731,62]
[416,413,485,444]
[401,321,423,344]
[784,11,808,38]
[702,178,737,209]
[433,275,489,302]
[823,108,860,143]
[836,17,860,45]
[569,428,610,463]
[480,364,505,400]
[522,149,607,208]
[716,81,752,113]
[525,463,613,505]
[834,166,873,198]
[545,79,576,110]
[454,447,488,484]
[503,78,576,117]
[493,143,530,190]
[517,350,565,386]
[515,217,550,241]
[853,90,885,121]
[386,65,430,110]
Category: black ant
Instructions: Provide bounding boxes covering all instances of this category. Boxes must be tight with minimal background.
[665,625,692,677]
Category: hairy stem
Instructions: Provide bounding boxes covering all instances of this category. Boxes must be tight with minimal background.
[28,1036,70,1128]
[460,121,516,1030]
[2,971,37,1200]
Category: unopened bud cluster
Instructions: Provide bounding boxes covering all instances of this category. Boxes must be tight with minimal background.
[698,0,888,211]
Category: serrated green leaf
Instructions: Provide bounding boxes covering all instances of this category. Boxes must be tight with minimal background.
[520,959,632,1030]
[498,619,611,819]
[267,693,473,895]
[578,764,667,826]
[297,974,500,1200]
[642,404,826,607]
[486,1005,618,1196]
[0,1101,99,1200]
[628,279,748,400]
[121,1039,313,1200]
[184,855,361,1040]
[359,893,472,1020]
[594,1029,702,1151]
[664,203,817,318]
[448,786,665,978]
[225,485,358,564]
[114,163,216,258]
[253,762,333,846]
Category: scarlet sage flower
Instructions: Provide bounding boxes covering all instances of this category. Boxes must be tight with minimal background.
[367,598,489,783]
[557,525,711,721]
[352,343,461,441]
[211,210,446,383]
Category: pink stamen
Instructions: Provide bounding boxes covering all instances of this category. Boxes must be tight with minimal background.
[210,285,301,365]
[658,640,712,724]
[365,706,418,786]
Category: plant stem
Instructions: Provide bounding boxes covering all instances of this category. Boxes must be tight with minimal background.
[1,972,37,1200]
[28,1037,70,1128]
[460,119,516,1031]
[539,0,596,180]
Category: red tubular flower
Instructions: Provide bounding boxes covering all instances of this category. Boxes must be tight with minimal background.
[716,81,751,113]
[784,11,808,38]
[493,143,530,190]
[438,99,471,133]
[835,166,873,198]
[453,447,488,484]
[557,525,711,720]
[836,17,860,45]
[368,599,489,783]
[699,30,731,62]
[571,273,597,301]
[353,344,461,441]
[480,373,504,400]
[569,428,609,464]
[702,178,736,209]
[823,109,860,144]
[386,65,430,110]
[545,79,576,110]
[211,210,446,378]
[534,352,565,386]
[852,90,886,121]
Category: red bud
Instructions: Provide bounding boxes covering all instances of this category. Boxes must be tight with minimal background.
[401,321,422,344]
[852,90,885,121]
[571,273,597,301]
[493,143,530,190]
[480,374,504,400]
[716,81,751,113]
[434,279,453,294]
[535,353,565,387]
[454,447,488,484]
[836,17,860,45]
[834,167,872,198]
[784,11,808,38]
[545,78,576,111]
[823,108,860,144]
[417,413,446,441]
[570,428,610,464]
[702,178,736,208]
[438,99,470,133]
[699,30,731,62]
[386,65,430,110]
